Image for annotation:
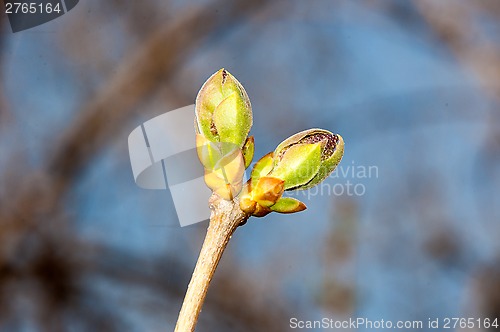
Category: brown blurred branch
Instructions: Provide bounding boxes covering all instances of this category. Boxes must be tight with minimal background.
[415,1,500,235]
[49,0,268,193]
[1,0,269,241]
[1,0,274,330]
[94,243,290,332]
[415,0,500,98]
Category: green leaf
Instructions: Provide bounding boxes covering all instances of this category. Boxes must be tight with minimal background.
[213,92,252,151]
[250,152,274,188]
[195,69,227,141]
[270,197,307,214]
[270,143,322,190]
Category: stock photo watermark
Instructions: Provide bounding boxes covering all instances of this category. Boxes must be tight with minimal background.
[289,317,499,330]
[3,0,79,32]
[293,161,379,200]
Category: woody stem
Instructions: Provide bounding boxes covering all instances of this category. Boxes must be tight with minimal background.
[174,194,249,332]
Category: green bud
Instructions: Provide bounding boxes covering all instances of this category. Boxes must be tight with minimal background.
[250,176,284,208]
[195,69,253,200]
[239,180,307,216]
[195,68,253,151]
[269,129,344,190]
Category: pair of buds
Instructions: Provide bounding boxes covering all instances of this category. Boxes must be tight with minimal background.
[195,69,344,217]
[240,129,344,217]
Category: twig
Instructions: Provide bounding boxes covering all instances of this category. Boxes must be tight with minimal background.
[175,194,249,332]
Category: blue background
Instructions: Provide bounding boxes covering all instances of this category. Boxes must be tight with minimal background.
[1,1,499,331]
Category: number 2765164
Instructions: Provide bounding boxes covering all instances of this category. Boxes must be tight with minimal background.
[442,318,498,329]
[5,2,62,14]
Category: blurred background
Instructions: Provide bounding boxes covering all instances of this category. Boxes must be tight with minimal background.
[1,0,500,331]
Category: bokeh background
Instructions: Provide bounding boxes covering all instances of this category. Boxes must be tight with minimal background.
[1,1,500,331]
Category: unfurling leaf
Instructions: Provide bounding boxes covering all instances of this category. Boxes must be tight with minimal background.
[270,197,307,214]
[270,129,344,190]
[250,152,274,188]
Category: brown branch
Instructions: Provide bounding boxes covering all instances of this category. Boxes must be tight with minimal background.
[175,194,249,331]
